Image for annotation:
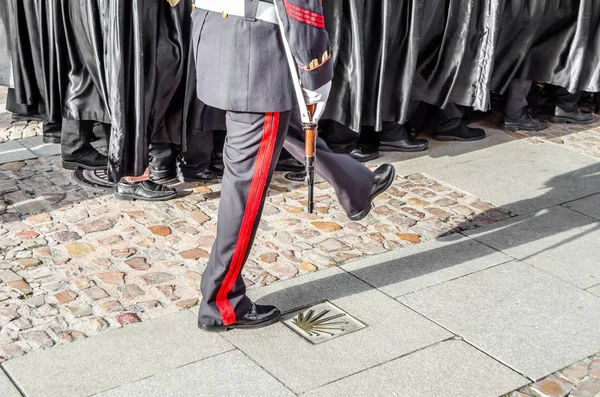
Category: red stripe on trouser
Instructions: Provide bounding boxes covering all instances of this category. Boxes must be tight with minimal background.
[215,112,281,325]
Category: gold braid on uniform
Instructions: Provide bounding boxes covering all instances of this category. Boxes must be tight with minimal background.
[300,50,331,71]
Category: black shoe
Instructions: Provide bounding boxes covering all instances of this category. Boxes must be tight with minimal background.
[349,164,395,221]
[178,165,224,182]
[114,180,177,201]
[62,149,108,170]
[42,133,61,144]
[550,107,594,125]
[198,303,282,332]
[349,146,380,163]
[276,157,304,172]
[433,124,486,142]
[501,112,548,132]
[379,138,429,152]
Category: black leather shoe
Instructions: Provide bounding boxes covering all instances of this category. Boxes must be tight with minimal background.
[433,124,486,142]
[501,112,548,132]
[62,149,108,170]
[349,146,380,163]
[379,138,429,152]
[114,180,177,201]
[276,157,304,172]
[550,107,594,125]
[349,164,395,221]
[198,303,282,332]
[178,165,224,182]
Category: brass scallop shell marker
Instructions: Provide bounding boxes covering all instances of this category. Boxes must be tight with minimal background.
[222,11,228,18]
[281,301,367,344]
[167,0,180,6]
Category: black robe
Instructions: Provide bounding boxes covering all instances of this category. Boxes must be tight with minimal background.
[491,0,547,94]
[106,0,192,181]
[5,0,61,120]
[0,0,13,87]
[492,0,600,94]
[322,0,423,132]
[412,0,503,112]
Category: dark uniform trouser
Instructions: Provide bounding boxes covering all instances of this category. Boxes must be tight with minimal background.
[198,109,375,326]
[505,80,583,119]
[435,103,464,132]
[505,79,532,119]
[61,119,110,160]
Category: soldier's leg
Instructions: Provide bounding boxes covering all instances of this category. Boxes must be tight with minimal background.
[282,110,375,217]
[502,79,547,132]
[433,103,486,142]
[61,119,108,170]
[199,110,291,327]
[504,79,532,120]
[177,129,223,182]
[550,86,594,125]
[553,87,581,113]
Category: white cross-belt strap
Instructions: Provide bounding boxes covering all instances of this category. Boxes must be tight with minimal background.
[273,0,312,124]
[194,0,278,25]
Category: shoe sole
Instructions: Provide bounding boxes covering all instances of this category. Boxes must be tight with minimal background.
[114,192,177,202]
[349,166,396,221]
[198,312,282,333]
[42,138,61,144]
[550,116,595,125]
[432,135,486,142]
[501,123,548,132]
[62,161,107,171]
[378,145,428,152]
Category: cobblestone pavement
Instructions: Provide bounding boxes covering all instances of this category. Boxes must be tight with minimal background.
[0,152,514,361]
[2,101,600,396]
[0,118,43,143]
[504,352,600,397]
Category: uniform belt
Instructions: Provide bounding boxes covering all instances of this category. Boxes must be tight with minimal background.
[194,0,278,25]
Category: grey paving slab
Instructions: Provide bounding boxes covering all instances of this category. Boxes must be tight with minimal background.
[96,350,294,397]
[465,206,600,289]
[221,267,452,394]
[383,129,513,177]
[565,193,600,221]
[342,234,512,297]
[0,141,37,164]
[4,310,234,397]
[426,140,600,215]
[400,261,600,380]
[302,339,528,397]
[587,283,600,297]
[0,369,21,397]
[18,136,61,157]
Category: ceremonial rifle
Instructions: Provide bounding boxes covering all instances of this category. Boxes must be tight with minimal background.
[274,2,319,214]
